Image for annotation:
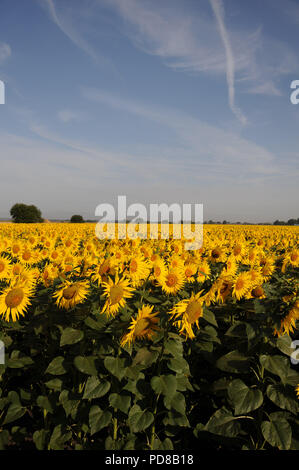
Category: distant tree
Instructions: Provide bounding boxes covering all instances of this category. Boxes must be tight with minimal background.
[10,203,43,223]
[287,219,296,225]
[222,220,228,224]
[273,220,285,225]
[70,214,84,223]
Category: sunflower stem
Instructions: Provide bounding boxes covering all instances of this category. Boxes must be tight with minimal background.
[113,410,118,441]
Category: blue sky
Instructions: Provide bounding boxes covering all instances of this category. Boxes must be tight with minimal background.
[0,0,298,222]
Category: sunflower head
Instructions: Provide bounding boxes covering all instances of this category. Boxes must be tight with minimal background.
[160,268,185,295]
[53,280,89,310]
[0,282,34,322]
[170,292,204,339]
[102,275,135,317]
[120,305,159,347]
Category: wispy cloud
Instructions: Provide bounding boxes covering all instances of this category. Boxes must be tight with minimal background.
[247,81,282,96]
[57,109,83,123]
[0,42,11,64]
[102,0,298,102]
[82,87,285,181]
[39,0,113,68]
[209,0,247,124]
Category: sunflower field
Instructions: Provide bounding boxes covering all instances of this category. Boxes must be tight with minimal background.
[0,223,298,451]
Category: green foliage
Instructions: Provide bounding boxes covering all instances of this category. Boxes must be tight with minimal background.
[0,270,299,451]
[10,203,43,223]
[70,215,84,223]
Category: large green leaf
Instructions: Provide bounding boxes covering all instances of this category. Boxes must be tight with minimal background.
[276,335,296,357]
[132,348,159,368]
[204,407,242,437]
[36,395,53,413]
[216,350,251,373]
[83,376,110,400]
[163,410,190,427]
[49,424,72,450]
[109,393,131,414]
[74,356,98,376]
[45,378,63,391]
[89,406,112,435]
[261,416,292,450]
[33,430,49,450]
[151,375,177,398]
[60,327,84,346]
[260,355,294,384]
[202,307,218,327]
[228,379,263,415]
[163,391,186,414]
[84,315,107,331]
[128,404,154,432]
[45,356,67,375]
[59,390,80,418]
[225,321,255,342]
[7,354,33,369]
[4,403,26,424]
[266,384,299,414]
[167,357,190,375]
[164,336,183,357]
[104,357,127,380]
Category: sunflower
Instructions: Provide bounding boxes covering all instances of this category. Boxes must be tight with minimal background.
[296,385,299,400]
[245,285,266,300]
[10,262,23,277]
[231,243,245,261]
[93,258,116,284]
[19,245,37,265]
[183,263,197,283]
[209,246,227,263]
[282,249,299,272]
[168,254,184,271]
[247,268,263,285]
[275,300,299,336]
[11,265,37,288]
[0,281,34,322]
[232,272,252,300]
[247,248,258,266]
[0,256,11,280]
[289,249,299,267]
[53,279,89,310]
[48,248,64,264]
[102,275,135,317]
[126,255,150,287]
[160,268,185,295]
[216,277,233,303]
[197,260,211,283]
[151,257,167,283]
[170,292,204,339]
[10,241,22,257]
[260,260,275,281]
[120,304,160,347]
[40,265,59,287]
[222,256,238,277]
[202,285,217,307]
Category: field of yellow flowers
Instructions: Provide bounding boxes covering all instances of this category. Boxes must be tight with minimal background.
[0,223,298,450]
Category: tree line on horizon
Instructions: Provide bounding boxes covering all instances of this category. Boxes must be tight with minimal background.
[7,203,299,226]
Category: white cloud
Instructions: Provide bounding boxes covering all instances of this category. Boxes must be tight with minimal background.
[247,81,282,96]
[39,0,113,69]
[82,87,290,182]
[102,0,298,104]
[209,0,247,124]
[1,129,297,222]
[57,109,82,123]
[0,42,11,64]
